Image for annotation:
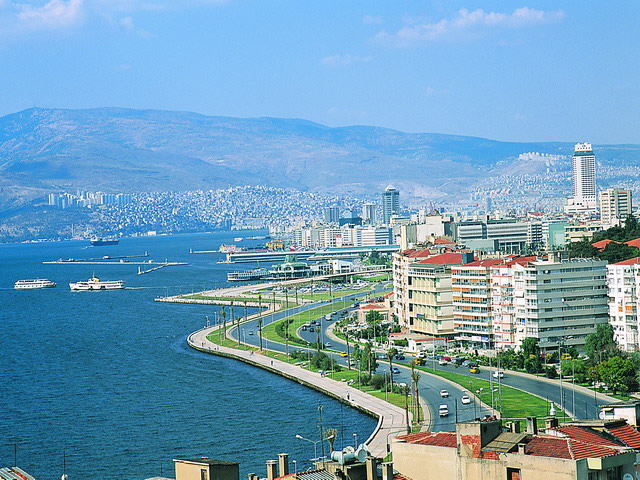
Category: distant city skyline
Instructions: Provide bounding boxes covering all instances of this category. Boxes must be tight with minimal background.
[0,1,638,143]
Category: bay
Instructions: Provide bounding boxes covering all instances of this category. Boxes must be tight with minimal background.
[0,231,376,480]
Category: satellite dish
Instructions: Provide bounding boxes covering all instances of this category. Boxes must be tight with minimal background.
[623,473,633,480]
[598,411,605,420]
[355,444,368,462]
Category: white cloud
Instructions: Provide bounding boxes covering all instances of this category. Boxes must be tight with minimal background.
[424,86,450,97]
[119,15,134,29]
[321,54,372,67]
[376,7,565,46]
[362,14,382,25]
[16,0,84,29]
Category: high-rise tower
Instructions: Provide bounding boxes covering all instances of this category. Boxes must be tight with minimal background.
[565,143,597,214]
[382,186,399,225]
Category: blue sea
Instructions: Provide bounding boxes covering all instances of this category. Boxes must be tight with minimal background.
[0,232,376,480]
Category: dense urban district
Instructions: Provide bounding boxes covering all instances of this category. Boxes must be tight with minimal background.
[11,142,640,480]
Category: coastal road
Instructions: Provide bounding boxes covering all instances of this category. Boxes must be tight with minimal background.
[309,318,616,422]
[228,288,491,431]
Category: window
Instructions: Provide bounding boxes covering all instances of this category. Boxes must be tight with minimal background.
[606,466,621,480]
[507,468,521,480]
[201,469,209,480]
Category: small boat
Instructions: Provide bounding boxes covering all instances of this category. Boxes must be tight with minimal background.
[69,276,124,291]
[233,237,243,242]
[14,279,56,289]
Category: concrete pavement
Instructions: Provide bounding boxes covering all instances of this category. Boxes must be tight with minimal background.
[188,325,409,458]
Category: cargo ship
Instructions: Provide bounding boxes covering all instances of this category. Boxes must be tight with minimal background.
[90,237,120,246]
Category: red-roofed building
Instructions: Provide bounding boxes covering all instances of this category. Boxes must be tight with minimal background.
[392,419,636,480]
[392,249,475,337]
[626,238,640,248]
[592,239,617,251]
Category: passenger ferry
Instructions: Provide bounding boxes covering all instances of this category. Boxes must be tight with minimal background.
[14,279,57,289]
[69,276,125,291]
[227,268,270,282]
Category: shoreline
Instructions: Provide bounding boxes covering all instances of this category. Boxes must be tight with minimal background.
[187,325,409,458]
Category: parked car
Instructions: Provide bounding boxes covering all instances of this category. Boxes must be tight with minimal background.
[301,325,307,331]
[248,330,253,335]
[461,395,472,405]
[493,371,505,379]
[439,405,449,417]
[438,359,449,365]
[309,327,315,332]
[440,389,449,398]
[416,351,426,359]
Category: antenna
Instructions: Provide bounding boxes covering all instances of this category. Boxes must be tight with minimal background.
[61,449,68,480]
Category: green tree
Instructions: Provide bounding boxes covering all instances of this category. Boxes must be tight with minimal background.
[597,356,638,394]
[567,238,599,258]
[585,324,620,365]
[362,342,378,374]
[600,242,639,264]
[521,337,542,374]
[387,347,398,385]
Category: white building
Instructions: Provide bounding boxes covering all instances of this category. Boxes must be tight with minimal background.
[607,257,640,352]
[510,257,608,352]
[565,142,597,214]
[600,188,632,226]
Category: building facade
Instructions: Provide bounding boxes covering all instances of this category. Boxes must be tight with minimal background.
[382,186,399,225]
[607,257,640,352]
[565,142,597,214]
[599,188,632,226]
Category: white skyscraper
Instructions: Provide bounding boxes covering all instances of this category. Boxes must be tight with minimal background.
[565,142,597,214]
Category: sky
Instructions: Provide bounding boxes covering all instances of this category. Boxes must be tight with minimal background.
[0,0,638,144]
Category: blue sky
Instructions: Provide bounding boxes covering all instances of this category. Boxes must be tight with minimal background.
[0,0,638,143]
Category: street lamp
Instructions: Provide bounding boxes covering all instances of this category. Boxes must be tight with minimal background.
[295,434,334,461]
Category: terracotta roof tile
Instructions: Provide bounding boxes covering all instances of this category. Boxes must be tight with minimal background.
[613,257,640,266]
[592,239,617,250]
[407,249,433,258]
[459,259,504,267]
[434,238,456,244]
[397,431,457,448]
[626,238,640,248]
[551,426,622,447]
[525,436,621,460]
[417,253,468,265]
[607,423,640,449]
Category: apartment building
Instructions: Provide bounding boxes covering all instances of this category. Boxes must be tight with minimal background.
[452,259,503,350]
[600,188,632,226]
[607,257,640,352]
[510,257,608,352]
[392,418,637,480]
[393,250,473,336]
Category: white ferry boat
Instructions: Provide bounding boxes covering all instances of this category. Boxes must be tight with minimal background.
[69,276,125,291]
[14,279,57,289]
[227,268,269,282]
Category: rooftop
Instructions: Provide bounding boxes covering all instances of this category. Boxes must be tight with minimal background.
[396,431,457,448]
[174,458,240,466]
[612,256,640,266]
[417,252,470,265]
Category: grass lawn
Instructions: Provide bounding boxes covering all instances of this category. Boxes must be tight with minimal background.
[261,303,341,346]
[417,366,569,428]
[205,326,423,430]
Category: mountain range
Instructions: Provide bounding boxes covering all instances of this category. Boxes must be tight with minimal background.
[1,107,640,210]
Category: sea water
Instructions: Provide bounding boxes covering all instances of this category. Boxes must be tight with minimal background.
[0,232,376,480]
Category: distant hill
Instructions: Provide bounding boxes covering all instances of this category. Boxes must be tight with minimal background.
[1,107,639,209]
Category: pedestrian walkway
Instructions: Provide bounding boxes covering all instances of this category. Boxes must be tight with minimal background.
[188,326,409,458]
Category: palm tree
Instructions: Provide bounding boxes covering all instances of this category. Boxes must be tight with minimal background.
[401,384,411,434]
[387,347,398,386]
[345,330,351,370]
[325,428,338,452]
[412,370,421,423]
[258,294,263,351]
[220,306,227,342]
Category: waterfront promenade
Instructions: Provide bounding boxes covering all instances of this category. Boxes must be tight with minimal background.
[188,326,409,458]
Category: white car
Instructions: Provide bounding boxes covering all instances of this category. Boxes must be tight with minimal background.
[493,371,505,379]
[461,395,471,405]
[440,389,449,398]
[439,405,449,417]
[438,359,448,365]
